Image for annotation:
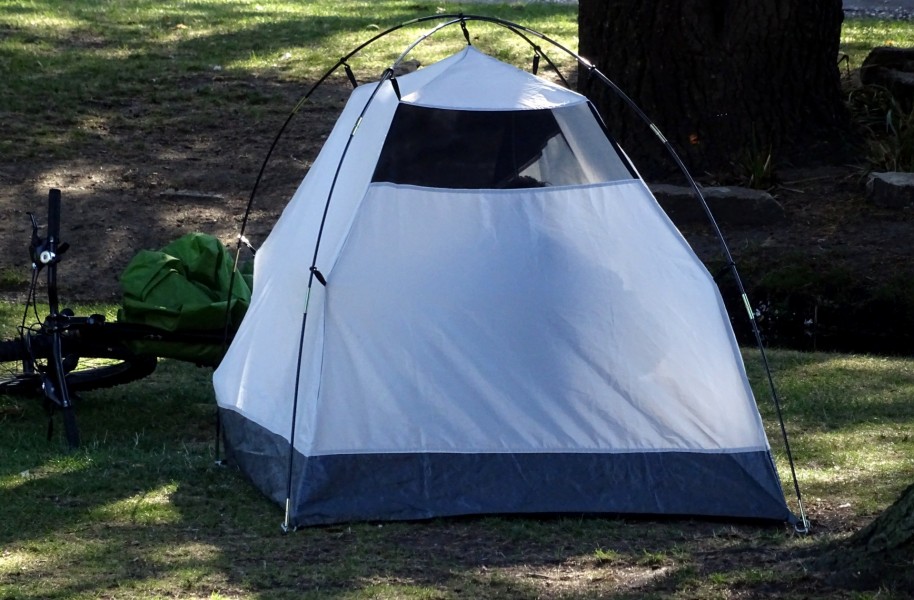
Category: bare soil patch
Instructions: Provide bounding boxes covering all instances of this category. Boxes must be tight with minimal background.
[0,78,348,303]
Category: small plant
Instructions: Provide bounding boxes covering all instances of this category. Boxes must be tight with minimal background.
[592,547,620,564]
[847,84,914,172]
[739,146,776,190]
[636,550,667,568]
[735,128,777,190]
[708,572,729,585]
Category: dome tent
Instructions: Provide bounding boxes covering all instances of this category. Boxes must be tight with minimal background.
[214,21,802,530]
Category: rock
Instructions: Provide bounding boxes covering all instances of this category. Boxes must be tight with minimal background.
[866,171,914,208]
[860,46,914,104]
[650,184,786,227]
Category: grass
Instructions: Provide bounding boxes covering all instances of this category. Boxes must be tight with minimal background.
[840,17,914,173]
[840,17,914,69]
[745,350,914,515]
[2,301,914,598]
[0,0,578,162]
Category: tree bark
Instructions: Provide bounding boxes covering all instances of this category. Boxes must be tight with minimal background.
[577,0,848,177]
[816,482,914,590]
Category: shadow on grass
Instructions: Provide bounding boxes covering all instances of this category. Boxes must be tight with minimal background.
[0,359,878,600]
[2,452,834,600]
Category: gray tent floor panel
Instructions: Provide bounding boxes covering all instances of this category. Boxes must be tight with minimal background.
[220,408,794,527]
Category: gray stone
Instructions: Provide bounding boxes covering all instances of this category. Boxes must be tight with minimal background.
[649,184,786,227]
[866,171,914,208]
[860,47,914,103]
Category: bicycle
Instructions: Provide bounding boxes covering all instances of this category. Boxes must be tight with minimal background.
[0,189,232,449]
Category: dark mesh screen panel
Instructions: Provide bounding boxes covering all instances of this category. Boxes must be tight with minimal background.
[372,105,607,189]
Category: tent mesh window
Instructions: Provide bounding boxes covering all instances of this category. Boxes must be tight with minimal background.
[371,104,635,189]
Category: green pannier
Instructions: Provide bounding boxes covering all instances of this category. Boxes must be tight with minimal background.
[118,233,252,365]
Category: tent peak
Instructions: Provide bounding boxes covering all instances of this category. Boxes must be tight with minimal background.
[395,46,586,111]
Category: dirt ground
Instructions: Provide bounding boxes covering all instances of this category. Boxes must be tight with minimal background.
[0,82,346,303]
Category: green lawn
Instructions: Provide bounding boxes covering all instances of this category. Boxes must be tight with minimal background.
[0,0,905,163]
[841,17,914,67]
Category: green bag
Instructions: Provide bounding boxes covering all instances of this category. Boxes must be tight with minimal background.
[118,233,252,365]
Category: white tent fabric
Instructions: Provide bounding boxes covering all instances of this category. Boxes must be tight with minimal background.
[315,181,762,455]
[214,46,793,526]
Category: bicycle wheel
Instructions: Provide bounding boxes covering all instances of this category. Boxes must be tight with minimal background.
[0,336,157,397]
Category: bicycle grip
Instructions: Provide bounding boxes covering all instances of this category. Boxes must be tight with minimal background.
[47,188,61,241]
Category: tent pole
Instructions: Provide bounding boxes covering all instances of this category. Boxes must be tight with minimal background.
[576,64,810,534]
[281,307,308,533]
[279,72,394,533]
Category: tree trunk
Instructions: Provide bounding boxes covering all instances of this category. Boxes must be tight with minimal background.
[577,0,848,177]
[816,482,914,590]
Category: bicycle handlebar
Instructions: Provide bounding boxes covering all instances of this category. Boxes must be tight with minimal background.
[45,189,62,314]
[47,188,61,245]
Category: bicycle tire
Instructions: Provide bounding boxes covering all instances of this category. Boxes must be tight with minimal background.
[0,336,157,397]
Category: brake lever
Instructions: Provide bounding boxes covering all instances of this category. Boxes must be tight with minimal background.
[26,211,68,265]
[27,211,44,269]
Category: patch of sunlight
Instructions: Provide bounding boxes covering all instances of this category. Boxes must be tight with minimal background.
[3,466,54,489]
[88,482,181,525]
[152,22,220,45]
[148,540,221,565]
[801,424,912,453]
[0,13,82,32]
[122,559,237,599]
[2,454,95,491]
[1,536,231,599]
[0,539,96,583]
[340,581,447,600]
[75,113,110,135]
[793,465,864,486]
[88,44,143,60]
[223,16,577,77]
[774,427,914,473]
[783,354,914,383]
[0,548,34,573]
[843,21,914,46]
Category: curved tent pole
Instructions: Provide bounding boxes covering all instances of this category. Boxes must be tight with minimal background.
[280,69,396,532]
[221,13,571,344]
[220,15,433,317]
[566,50,811,536]
[281,16,475,531]
[223,13,807,532]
